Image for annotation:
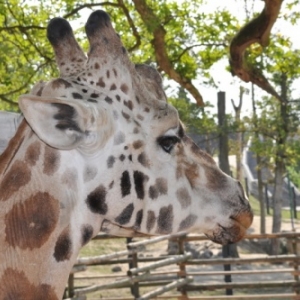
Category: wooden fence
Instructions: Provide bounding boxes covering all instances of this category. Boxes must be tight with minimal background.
[64,231,300,300]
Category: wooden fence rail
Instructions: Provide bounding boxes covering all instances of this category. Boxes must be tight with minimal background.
[65,232,300,300]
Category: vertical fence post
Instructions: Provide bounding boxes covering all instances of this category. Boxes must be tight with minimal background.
[287,173,295,231]
[265,184,270,215]
[127,238,140,299]
[176,235,188,299]
[291,236,300,294]
[222,245,233,295]
[292,187,297,219]
[67,273,74,298]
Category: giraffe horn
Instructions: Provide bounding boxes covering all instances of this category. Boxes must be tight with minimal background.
[47,17,86,77]
[85,10,127,61]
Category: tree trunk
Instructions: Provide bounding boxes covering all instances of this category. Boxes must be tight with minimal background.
[218,91,238,296]
[256,155,266,234]
[251,84,266,234]
[231,86,245,182]
[270,74,289,255]
[218,92,231,175]
[270,155,285,255]
[270,157,285,255]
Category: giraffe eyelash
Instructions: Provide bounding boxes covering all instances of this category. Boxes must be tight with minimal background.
[157,135,180,153]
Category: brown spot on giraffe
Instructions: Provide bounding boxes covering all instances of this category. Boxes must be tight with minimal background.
[146,210,156,232]
[97,77,105,87]
[137,152,150,168]
[120,171,131,197]
[205,167,228,191]
[105,96,113,104]
[51,78,72,89]
[86,185,108,215]
[176,144,199,189]
[137,114,144,121]
[184,162,199,188]
[133,171,149,200]
[148,178,168,200]
[176,187,192,209]
[114,131,125,145]
[178,214,197,231]
[122,111,130,121]
[61,167,78,190]
[84,166,98,182]
[132,140,144,149]
[124,100,133,110]
[53,226,72,262]
[25,141,41,166]
[134,209,143,230]
[115,203,134,225]
[81,224,94,246]
[36,86,44,96]
[0,268,58,300]
[107,156,116,168]
[5,192,60,249]
[0,160,31,202]
[110,83,117,90]
[120,83,129,94]
[43,146,61,176]
[156,205,174,234]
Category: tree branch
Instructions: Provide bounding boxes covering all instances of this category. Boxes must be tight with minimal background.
[117,0,141,52]
[63,2,119,19]
[0,95,19,108]
[132,0,204,106]
[229,0,283,102]
[174,43,227,62]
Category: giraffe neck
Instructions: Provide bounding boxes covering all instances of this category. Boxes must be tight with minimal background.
[0,123,102,298]
[0,119,28,176]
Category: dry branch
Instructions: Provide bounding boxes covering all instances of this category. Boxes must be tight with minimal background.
[76,249,137,265]
[138,277,193,300]
[229,0,283,101]
[128,253,192,276]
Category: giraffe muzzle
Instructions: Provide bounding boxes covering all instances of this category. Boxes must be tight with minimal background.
[205,208,253,245]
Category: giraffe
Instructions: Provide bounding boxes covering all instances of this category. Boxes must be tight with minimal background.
[0,10,253,299]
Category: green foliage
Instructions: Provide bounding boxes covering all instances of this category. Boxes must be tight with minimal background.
[168,87,217,136]
[287,166,300,189]
[0,0,240,111]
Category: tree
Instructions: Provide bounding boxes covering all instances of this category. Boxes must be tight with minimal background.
[229,0,300,253]
[2,0,300,254]
[0,0,240,110]
[169,87,218,155]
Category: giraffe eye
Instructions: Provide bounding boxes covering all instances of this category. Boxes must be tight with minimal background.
[157,136,180,153]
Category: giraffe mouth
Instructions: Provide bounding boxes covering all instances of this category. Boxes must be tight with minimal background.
[205,210,253,245]
[205,223,246,245]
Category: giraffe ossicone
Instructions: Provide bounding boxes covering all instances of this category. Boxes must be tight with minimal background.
[0,10,253,299]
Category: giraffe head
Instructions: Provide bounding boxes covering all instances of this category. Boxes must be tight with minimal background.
[18,10,252,245]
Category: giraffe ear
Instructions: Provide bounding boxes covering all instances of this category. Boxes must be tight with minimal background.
[19,94,93,150]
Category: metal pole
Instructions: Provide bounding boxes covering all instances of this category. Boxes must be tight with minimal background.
[265,184,270,215]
